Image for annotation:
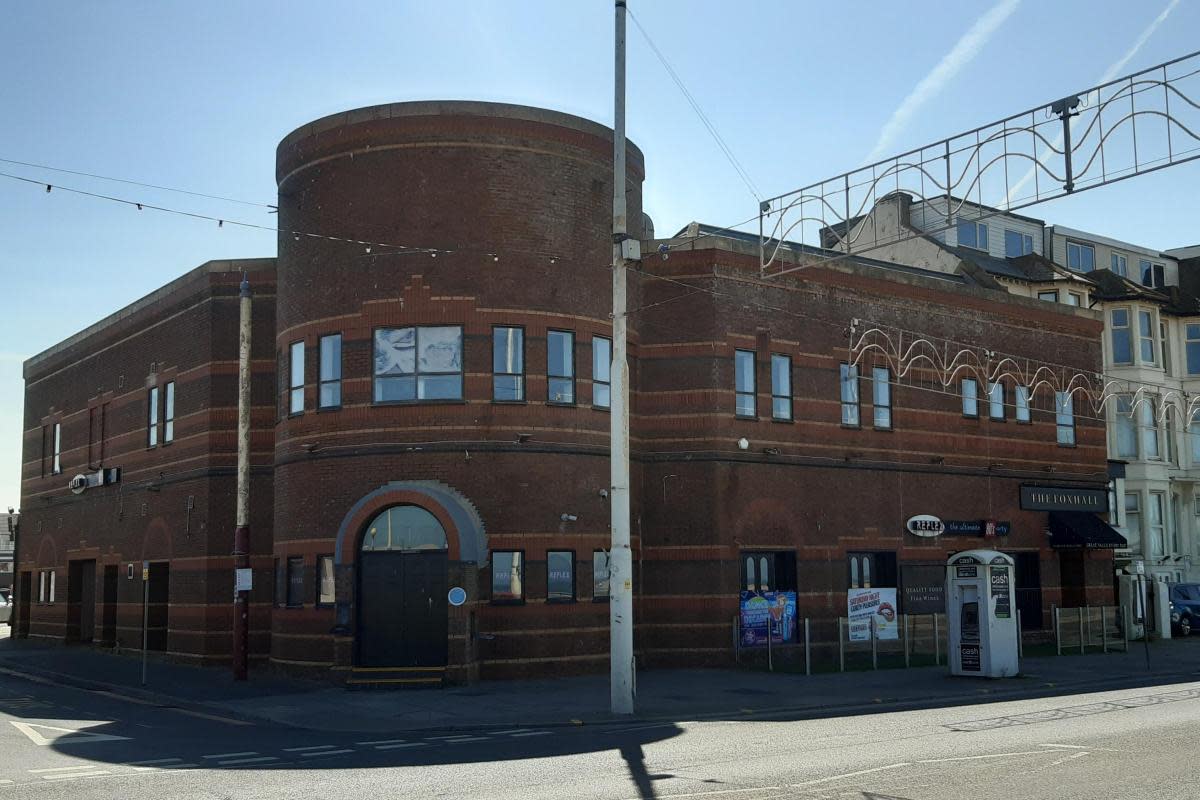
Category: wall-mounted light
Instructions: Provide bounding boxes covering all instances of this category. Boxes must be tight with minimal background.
[737,438,750,451]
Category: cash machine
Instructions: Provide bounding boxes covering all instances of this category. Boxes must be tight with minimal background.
[946,549,1019,678]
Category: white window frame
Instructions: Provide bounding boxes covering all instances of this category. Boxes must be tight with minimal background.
[1110,308,1133,365]
[1148,491,1166,557]
[1067,240,1095,272]
[52,422,61,474]
[164,381,175,443]
[1186,323,1200,375]
[957,219,988,251]
[147,386,159,447]
[1037,290,1058,303]
[1115,395,1138,459]
[1138,309,1156,366]
[1004,229,1033,257]
[1142,397,1161,459]
[1111,252,1128,277]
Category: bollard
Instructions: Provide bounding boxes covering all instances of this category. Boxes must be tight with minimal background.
[1017,609,1023,659]
[734,614,740,665]
[767,610,773,672]
[1078,607,1085,655]
[1102,606,1109,653]
[804,618,811,676]
[839,618,845,672]
[1085,605,1091,650]
[904,615,910,668]
[934,613,940,666]
[871,614,878,670]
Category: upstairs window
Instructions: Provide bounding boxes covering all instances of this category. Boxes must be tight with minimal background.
[147,386,159,447]
[988,381,1005,420]
[962,378,979,418]
[1004,229,1033,257]
[1066,292,1082,307]
[374,326,464,402]
[1056,391,1076,446]
[771,355,792,421]
[493,326,525,402]
[1161,322,1172,377]
[839,363,860,426]
[547,330,575,405]
[1142,398,1160,459]
[1111,252,1128,277]
[872,366,891,429]
[1141,260,1165,289]
[1115,395,1137,458]
[1187,324,1200,375]
[1110,309,1133,364]
[1139,310,1156,365]
[1037,290,1058,303]
[1067,241,1095,272]
[289,340,305,414]
[319,334,342,408]
[592,336,612,409]
[735,350,756,418]
[957,219,988,251]
[52,422,61,475]
[164,381,175,443]
[1015,385,1031,423]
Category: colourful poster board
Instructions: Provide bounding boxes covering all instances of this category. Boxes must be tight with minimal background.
[739,591,797,647]
[847,587,899,641]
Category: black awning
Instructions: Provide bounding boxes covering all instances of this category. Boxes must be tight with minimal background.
[1048,511,1128,550]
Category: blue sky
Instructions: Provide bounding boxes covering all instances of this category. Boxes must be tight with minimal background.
[2,0,1198,507]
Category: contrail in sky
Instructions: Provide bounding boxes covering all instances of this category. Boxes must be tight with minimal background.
[864,0,1021,164]
[1003,0,1183,206]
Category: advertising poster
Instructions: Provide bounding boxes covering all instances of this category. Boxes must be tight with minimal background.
[900,564,946,614]
[739,591,797,647]
[847,587,899,641]
[990,566,1012,619]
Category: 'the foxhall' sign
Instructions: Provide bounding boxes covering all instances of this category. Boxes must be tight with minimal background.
[1019,485,1107,513]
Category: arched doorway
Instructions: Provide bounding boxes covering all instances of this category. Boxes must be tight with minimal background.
[356,505,449,667]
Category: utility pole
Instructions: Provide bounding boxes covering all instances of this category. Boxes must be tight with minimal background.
[232,274,252,680]
[610,0,634,715]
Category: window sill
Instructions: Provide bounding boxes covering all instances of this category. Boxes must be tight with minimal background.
[735,414,758,421]
[963,414,980,420]
[592,405,611,413]
[546,401,578,408]
[373,399,467,407]
[316,405,343,413]
[840,423,861,430]
[771,417,793,424]
[491,399,528,405]
[490,599,525,606]
[287,411,305,419]
[547,598,577,605]
[873,426,894,432]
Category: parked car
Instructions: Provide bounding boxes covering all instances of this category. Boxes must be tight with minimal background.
[1169,583,1200,636]
[0,591,10,624]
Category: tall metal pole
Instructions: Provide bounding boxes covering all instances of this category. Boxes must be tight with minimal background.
[609,0,634,715]
[232,275,252,680]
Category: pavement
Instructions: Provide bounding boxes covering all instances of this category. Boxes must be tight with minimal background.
[1,627,1198,734]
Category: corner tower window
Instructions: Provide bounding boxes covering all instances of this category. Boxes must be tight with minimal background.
[493,326,525,402]
[374,326,463,402]
[360,505,448,552]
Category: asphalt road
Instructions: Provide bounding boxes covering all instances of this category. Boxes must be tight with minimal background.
[0,668,1197,799]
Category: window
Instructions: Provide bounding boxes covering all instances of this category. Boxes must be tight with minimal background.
[1016,385,1031,423]
[1111,309,1133,364]
[1111,252,1128,277]
[547,550,575,603]
[744,553,774,593]
[1142,398,1160,459]
[1005,229,1033,257]
[1067,241,1095,272]
[38,571,46,603]
[1191,419,1200,465]
[1055,391,1075,446]
[1148,492,1166,557]
[1187,324,1200,375]
[164,381,175,443]
[840,363,860,426]
[872,367,891,429]
[1037,290,1058,303]
[735,350,756,417]
[274,558,285,607]
[988,381,1005,420]
[1125,493,1141,539]
[593,336,612,409]
[957,219,988,251]
[1067,292,1082,307]
[316,556,335,606]
[1115,395,1137,458]
[847,552,897,589]
[360,505,448,552]
[1167,413,1178,465]
[52,422,61,474]
[493,326,525,402]
[772,355,792,421]
[1161,322,1172,376]
[592,550,610,601]
[147,387,159,447]
[289,340,305,414]
[491,551,524,603]
[286,557,304,608]
[1141,259,1165,289]
[1139,310,1156,365]
[547,330,575,404]
[319,334,342,408]
[374,326,464,402]
[962,378,979,417]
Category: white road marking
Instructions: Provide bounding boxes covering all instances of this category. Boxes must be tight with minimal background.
[355,738,407,745]
[426,734,476,740]
[217,756,278,766]
[283,745,339,753]
[298,748,354,757]
[42,771,112,781]
[167,708,252,726]
[124,758,182,767]
[1046,752,1091,768]
[510,730,554,738]
[376,742,429,750]
[446,736,489,743]
[789,763,910,787]
[154,763,199,770]
[916,750,1053,764]
[203,751,256,759]
[30,766,100,774]
[10,721,131,746]
[491,728,532,734]
[624,787,781,800]
[0,779,12,784]
[1039,743,1090,749]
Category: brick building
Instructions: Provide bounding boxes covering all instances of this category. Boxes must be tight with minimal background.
[17,102,1121,684]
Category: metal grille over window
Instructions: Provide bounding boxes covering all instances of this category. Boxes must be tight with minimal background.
[317,556,335,606]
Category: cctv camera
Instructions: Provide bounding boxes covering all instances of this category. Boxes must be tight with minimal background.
[737,438,750,451]
[598,489,609,499]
